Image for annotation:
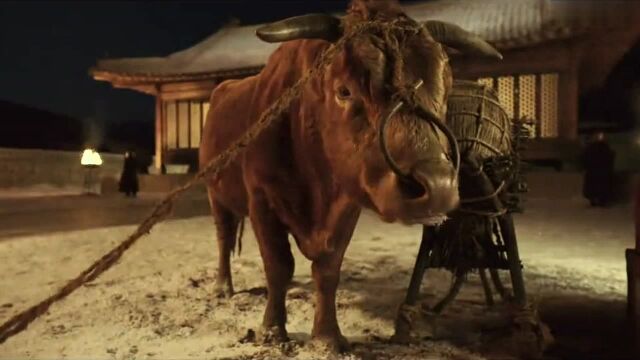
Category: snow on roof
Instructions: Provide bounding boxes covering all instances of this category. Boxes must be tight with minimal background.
[91,0,640,83]
[92,23,276,82]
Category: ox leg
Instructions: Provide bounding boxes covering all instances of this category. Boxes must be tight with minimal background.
[309,210,359,353]
[310,249,350,352]
[208,192,238,298]
[250,193,294,343]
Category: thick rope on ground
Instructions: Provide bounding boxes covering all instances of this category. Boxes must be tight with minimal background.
[0,19,421,345]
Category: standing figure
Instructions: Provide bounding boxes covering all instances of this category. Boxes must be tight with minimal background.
[582,132,616,207]
[119,150,139,198]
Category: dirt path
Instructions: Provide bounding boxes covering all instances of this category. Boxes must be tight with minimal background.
[0,189,210,239]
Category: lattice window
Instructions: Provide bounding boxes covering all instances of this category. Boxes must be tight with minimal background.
[163,99,210,150]
[476,73,559,139]
[190,101,202,149]
[540,74,559,138]
[519,75,536,119]
[497,76,515,119]
[165,101,177,150]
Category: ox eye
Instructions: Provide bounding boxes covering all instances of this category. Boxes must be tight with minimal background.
[336,85,352,100]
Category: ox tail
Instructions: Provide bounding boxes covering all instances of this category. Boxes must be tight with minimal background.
[234,217,245,256]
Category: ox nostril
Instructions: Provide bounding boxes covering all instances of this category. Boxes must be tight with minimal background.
[407,160,459,208]
[398,176,427,200]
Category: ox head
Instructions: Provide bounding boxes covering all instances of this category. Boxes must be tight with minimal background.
[256,2,501,225]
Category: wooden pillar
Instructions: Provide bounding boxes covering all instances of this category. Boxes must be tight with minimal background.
[559,42,582,140]
[559,67,579,140]
[154,94,163,172]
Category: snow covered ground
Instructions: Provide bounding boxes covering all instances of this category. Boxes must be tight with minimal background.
[0,195,635,359]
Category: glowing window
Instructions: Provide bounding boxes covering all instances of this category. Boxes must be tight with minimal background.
[190,101,202,148]
[165,101,177,150]
[540,73,559,138]
[477,73,559,139]
[497,76,515,119]
[178,101,190,148]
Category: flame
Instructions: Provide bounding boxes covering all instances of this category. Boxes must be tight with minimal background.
[81,149,103,166]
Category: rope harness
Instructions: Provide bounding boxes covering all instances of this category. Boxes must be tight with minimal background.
[0,18,457,344]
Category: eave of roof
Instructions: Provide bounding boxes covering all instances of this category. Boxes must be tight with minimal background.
[91,0,640,86]
[90,66,263,84]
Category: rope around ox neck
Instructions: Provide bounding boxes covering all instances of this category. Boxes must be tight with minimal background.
[0,19,424,345]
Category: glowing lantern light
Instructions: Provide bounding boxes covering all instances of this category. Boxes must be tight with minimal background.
[81,148,102,195]
[81,149,103,167]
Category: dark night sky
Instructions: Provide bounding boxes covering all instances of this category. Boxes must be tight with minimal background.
[0,1,360,127]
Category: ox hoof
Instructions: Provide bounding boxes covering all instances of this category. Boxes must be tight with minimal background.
[257,325,289,344]
[390,303,422,344]
[390,329,414,344]
[309,334,350,353]
[391,318,414,344]
[213,282,234,299]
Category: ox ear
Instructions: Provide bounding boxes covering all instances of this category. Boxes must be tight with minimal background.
[424,20,503,60]
[256,14,343,43]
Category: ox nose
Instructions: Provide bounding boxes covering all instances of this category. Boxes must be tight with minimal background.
[405,160,459,213]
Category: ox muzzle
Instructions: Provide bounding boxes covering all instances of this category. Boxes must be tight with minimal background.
[378,80,460,215]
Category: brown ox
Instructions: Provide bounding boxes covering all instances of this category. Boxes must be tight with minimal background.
[200,0,501,351]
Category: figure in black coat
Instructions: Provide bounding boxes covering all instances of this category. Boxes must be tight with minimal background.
[119,151,139,198]
[582,132,615,207]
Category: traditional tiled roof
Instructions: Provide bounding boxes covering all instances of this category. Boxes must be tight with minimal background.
[410,0,640,49]
[91,0,640,84]
[91,22,274,83]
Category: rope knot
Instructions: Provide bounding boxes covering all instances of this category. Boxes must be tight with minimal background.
[396,83,422,110]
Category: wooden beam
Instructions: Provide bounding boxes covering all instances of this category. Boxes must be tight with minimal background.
[159,80,217,101]
[452,40,573,79]
[112,82,158,95]
[160,80,217,92]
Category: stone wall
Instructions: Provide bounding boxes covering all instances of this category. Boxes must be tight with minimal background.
[0,147,123,192]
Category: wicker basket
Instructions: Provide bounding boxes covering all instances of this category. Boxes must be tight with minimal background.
[446,80,512,161]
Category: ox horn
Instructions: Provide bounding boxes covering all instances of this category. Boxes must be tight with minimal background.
[424,20,503,60]
[256,13,342,43]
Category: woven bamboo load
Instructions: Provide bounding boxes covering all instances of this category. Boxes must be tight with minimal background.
[446,80,512,161]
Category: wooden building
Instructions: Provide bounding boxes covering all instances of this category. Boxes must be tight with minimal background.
[91,0,640,172]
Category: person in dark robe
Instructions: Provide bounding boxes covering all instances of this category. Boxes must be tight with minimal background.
[581,132,615,207]
[119,151,139,198]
